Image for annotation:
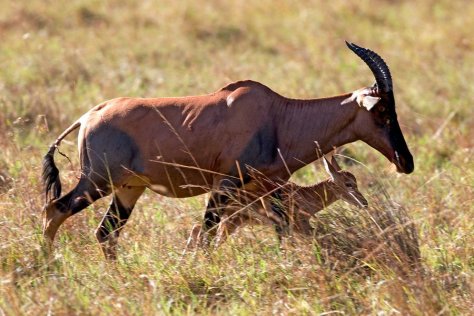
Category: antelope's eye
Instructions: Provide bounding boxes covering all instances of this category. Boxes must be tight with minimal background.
[345,182,352,188]
[379,106,386,112]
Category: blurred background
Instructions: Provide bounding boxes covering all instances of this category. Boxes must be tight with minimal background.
[0,1,472,314]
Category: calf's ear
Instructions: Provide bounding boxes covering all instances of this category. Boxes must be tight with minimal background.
[323,156,336,181]
[330,156,342,171]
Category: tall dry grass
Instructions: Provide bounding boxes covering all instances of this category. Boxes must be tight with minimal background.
[0,0,473,314]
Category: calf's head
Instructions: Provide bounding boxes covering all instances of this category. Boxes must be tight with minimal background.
[323,157,368,208]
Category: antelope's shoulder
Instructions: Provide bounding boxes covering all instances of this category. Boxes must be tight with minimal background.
[218,80,274,108]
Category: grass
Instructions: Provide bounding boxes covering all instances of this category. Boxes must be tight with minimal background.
[1,0,473,314]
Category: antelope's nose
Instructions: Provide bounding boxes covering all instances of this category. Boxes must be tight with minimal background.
[395,151,414,174]
[403,155,415,174]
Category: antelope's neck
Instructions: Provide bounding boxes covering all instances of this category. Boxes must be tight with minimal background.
[275,93,358,172]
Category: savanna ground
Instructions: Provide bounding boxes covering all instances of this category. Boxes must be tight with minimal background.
[0,0,473,314]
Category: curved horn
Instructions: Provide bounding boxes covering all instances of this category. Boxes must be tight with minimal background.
[345,41,393,93]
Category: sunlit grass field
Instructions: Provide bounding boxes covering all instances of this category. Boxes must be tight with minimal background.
[0,0,473,314]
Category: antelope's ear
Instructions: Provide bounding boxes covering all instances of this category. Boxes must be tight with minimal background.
[323,156,336,180]
[360,95,381,111]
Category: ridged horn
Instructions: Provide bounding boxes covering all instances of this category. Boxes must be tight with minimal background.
[345,41,393,93]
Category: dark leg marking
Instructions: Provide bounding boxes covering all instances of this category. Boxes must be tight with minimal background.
[204,191,231,230]
[43,176,109,246]
[201,177,244,246]
[269,190,288,220]
[95,187,144,259]
[96,196,133,244]
[53,180,105,215]
[269,189,290,242]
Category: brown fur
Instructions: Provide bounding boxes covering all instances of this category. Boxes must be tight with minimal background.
[49,81,410,196]
[42,79,413,258]
[187,157,368,248]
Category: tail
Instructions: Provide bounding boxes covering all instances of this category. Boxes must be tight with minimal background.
[42,119,82,202]
[42,145,61,202]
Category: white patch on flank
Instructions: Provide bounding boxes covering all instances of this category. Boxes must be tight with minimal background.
[226,94,235,107]
[77,112,90,153]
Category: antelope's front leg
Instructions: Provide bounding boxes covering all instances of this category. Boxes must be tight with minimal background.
[200,177,242,249]
[200,191,229,248]
[268,190,290,243]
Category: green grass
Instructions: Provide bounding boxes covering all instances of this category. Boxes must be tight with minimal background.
[1,0,473,314]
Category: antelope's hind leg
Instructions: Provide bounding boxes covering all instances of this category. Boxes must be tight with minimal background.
[43,177,106,250]
[95,186,145,260]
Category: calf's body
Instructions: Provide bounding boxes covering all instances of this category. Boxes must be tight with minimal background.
[187,157,368,247]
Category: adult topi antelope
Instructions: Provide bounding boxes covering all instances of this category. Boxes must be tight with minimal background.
[42,41,414,259]
[186,156,368,249]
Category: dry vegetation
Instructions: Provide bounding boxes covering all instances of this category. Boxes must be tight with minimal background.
[0,0,473,314]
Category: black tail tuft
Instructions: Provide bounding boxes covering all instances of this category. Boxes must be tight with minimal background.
[42,146,61,202]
